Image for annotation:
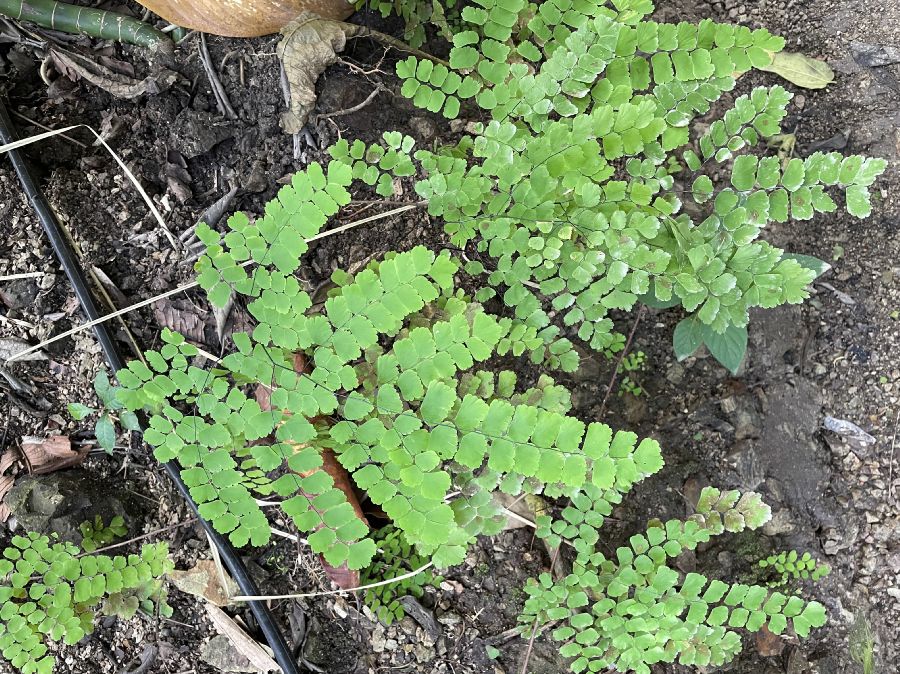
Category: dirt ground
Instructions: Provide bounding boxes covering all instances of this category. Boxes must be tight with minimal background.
[1,1,898,673]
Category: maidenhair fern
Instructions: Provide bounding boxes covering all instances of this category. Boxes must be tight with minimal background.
[112,156,832,671]
[0,531,171,674]
[330,0,885,370]
[523,487,826,673]
[117,165,661,568]
[102,1,873,670]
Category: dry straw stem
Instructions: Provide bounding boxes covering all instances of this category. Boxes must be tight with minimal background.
[4,202,425,364]
[230,560,434,601]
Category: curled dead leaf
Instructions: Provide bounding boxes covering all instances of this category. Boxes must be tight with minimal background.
[49,48,179,99]
[169,559,239,607]
[20,436,87,474]
[139,0,352,37]
[277,12,361,133]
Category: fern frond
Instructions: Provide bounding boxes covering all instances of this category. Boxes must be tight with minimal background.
[523,487,825,674]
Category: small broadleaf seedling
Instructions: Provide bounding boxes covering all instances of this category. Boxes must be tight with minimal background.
[79,515,127,554]
[67,370,140,454]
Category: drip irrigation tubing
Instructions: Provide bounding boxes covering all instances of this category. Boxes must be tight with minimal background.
[0,97,300,674]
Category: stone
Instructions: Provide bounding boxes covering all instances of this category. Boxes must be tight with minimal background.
[4,471,130,542]
[409,116,437,141]
[200,635,256,673]
[851,41,900,68]
[0,278,38,309]
[762,508,797,536]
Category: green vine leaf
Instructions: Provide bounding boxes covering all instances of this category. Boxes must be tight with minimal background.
[94,415,116,454]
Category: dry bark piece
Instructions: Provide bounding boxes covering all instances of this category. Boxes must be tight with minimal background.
[755,624,786,657]
[205,604,281,673]
[138,0,353,37]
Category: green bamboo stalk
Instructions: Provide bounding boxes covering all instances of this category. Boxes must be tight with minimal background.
[0,0,172,51]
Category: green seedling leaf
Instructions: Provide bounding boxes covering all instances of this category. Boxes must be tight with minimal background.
[67,403,95,421]
[95,414,116,454]
[781,253,830,279]
[702,324,748,374]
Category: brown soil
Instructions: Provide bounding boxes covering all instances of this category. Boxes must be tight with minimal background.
[1,1,898,674]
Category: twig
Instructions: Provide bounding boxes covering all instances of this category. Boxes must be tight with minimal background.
[11,110,86,148]
[348,24,452,68]
[317,84,385,120]
[231,561,434,601]
[199,33,236,120]
[0,271,43,281]
[599,304,646,416]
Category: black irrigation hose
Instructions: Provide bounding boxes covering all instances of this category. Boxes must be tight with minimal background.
[0,98,300,674]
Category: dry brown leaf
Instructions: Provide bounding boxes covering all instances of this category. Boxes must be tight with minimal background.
[0,448,17,475]
[139,0,352,37]
[755,624,786,657]
[277,12,361,133]
[0,475,13,522]
[20,436,87,474]
[169,559,239,607]
[153,298,208,345]
[0,337,47,363]
[497,492,548,530]
[49,48,178,99]
[205,604,281,673]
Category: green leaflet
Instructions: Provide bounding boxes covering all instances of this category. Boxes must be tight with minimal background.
[759,549,831,587]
